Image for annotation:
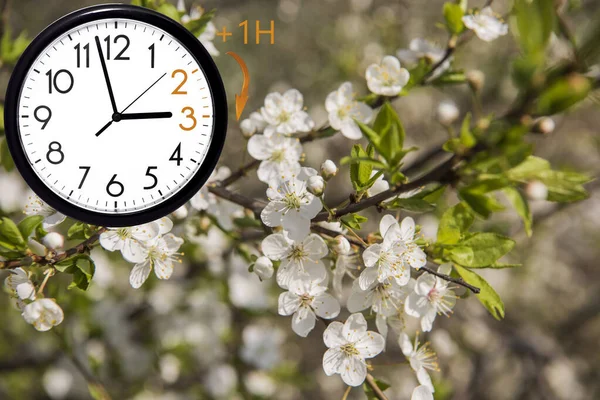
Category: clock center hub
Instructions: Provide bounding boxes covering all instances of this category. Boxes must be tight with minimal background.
[112,112,122,122]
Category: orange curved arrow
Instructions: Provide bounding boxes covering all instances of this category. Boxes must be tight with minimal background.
[227,51,250,121]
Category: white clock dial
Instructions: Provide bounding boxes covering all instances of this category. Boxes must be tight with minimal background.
[16,18,215,215]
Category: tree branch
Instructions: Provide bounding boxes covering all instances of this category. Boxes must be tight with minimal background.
[0,228,107,270]
[420,265,480,294]
[365,373,389,400]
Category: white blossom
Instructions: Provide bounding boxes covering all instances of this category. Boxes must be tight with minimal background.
[405,263,457,332]
[307,175,325,196]
[462,7,508,42]
[240,112,267,138]
[397,38,451,79]
[359,215,417,290]
[247,133,303,185]
[254,256,274,280]
[333,250,360,298]
[190,166,243,229]
[199,21,219,56]
[262,233,328,289]
[23,195,66,229]
[526,180,549,201]
[22,298,64,331]
[436,100,459,126]
[204,364,238,398]
[399,332,439,393]
[100,222,162,263]
[412,385,434,400]
[170,205,188,220]
[260,89,314,135]
[322,313,385,386]
[5,267,36,300]
[43,367,73,399]
[261,174,322,241]
[326,82,373,140]
[332,235,351,255]
[366,55,410,96]
[278,277,340,337]
[240,324,285,370]
[321,159,338,180]
[129,234,184,289]
[42,232,64,250]
[367,171,390,197]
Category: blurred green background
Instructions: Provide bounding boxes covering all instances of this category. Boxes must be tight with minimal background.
[1,0,600,399]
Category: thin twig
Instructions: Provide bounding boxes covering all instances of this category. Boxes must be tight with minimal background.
[420,266,480,294]
[0,228,107,270]
[365,373,389,400]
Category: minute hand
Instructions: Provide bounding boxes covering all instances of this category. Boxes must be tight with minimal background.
[120,112,173,120]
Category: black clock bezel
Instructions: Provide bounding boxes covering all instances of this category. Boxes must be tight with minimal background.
[4,4,228,227]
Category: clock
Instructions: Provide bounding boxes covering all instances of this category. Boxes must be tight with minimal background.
[4,4,227,227]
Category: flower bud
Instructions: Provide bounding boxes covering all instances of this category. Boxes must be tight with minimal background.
[321,159,338,180]
[42,232,64,250]
[436,100,459,126]
[332,235,351,255]
[532,117,555,135]
[467,69,485,92]
[307,175,325,196]
[525,180,548,201]
[254,256,274,280]
[171,205,188,220]
[240,119,256,138]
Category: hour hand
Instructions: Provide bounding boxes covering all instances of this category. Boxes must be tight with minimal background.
[120,112,173,120]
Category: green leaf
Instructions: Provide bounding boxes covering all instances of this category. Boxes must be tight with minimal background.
[443,2,465,34]
[385,197,435,213]
[459,191,505,219]
[459,113,476,148]
[454,264,505,320]
[358,104,407,167]
[349,144,374,191]
[68,222,94,240]
[341,213,368,230]
[437,203,474,245]
[363,378,391,399]
[0,138,15,172]
[156,3,181,20]
[535,74,592,115]
[448,232,515,267]
[56,255,95,291]
[18,216,44,240]
[513,0,555,56]
[432,70,467,86]
[0,217,26,251]
[503,187,532,237]
[184,9,217,36]
[506,156,550,181]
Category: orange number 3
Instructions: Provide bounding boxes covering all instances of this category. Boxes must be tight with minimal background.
[179,107,197,131]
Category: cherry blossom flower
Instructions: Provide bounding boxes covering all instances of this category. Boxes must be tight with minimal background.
[253,256,274,280]
[322,313,385,386]
[22,298,64,331]
[462,7,508,42]
[261,174,322,241]
[100,222,161,263]
[366,55,410,96]
[436,100,459,126]
[261,233,328,289]
[177,2,219,56]
[190,166,243,229]
[332,250,360,298]
[367,171,390,197]
[278,277,340,337]
[5,267,36,300]
[412,385,434,400]
[307,175,325,196]
[23,195,66,229]
[405,263,457,332]
[247,133,303,185]
[42,232,64,250]
[397,38,452,79]
[260,89,315,135]
[326,82,373,140]
[240,112,267,138]
[359,215,413,290]
[380,215,427,270]
[347,277,413,339]
[399,332,439,393]
[321,159,338,180]
[129,234,184,289]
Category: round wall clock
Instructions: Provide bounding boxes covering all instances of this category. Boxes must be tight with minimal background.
[4,4,227,227]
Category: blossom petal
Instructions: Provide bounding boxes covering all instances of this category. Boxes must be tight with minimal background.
[99,231,122,252]
[346,288,372,313]
[379,214,399,238]
[355,331,385,359]
[282,211,310,241]
[362,244,382,268]
[322,348,344,375]
[303,234,328,260]
[358,267,379,291]
[278,291,301,316]
[342,313,368,342]
[398,332,413,356]
[261,233,291,260]
[415,274,436,296]
[130,261,152,289]
[323,321,345,348]
[247,135,272,160]
[260,202,284,228]
[340,356,367,387]
[312,293,340,320]
[292,307,316,337]
[412,385,434,400]
[404,292,429,318]
[417,367,435,393]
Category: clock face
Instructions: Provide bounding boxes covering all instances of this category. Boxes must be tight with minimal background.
[5,6,227,226]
